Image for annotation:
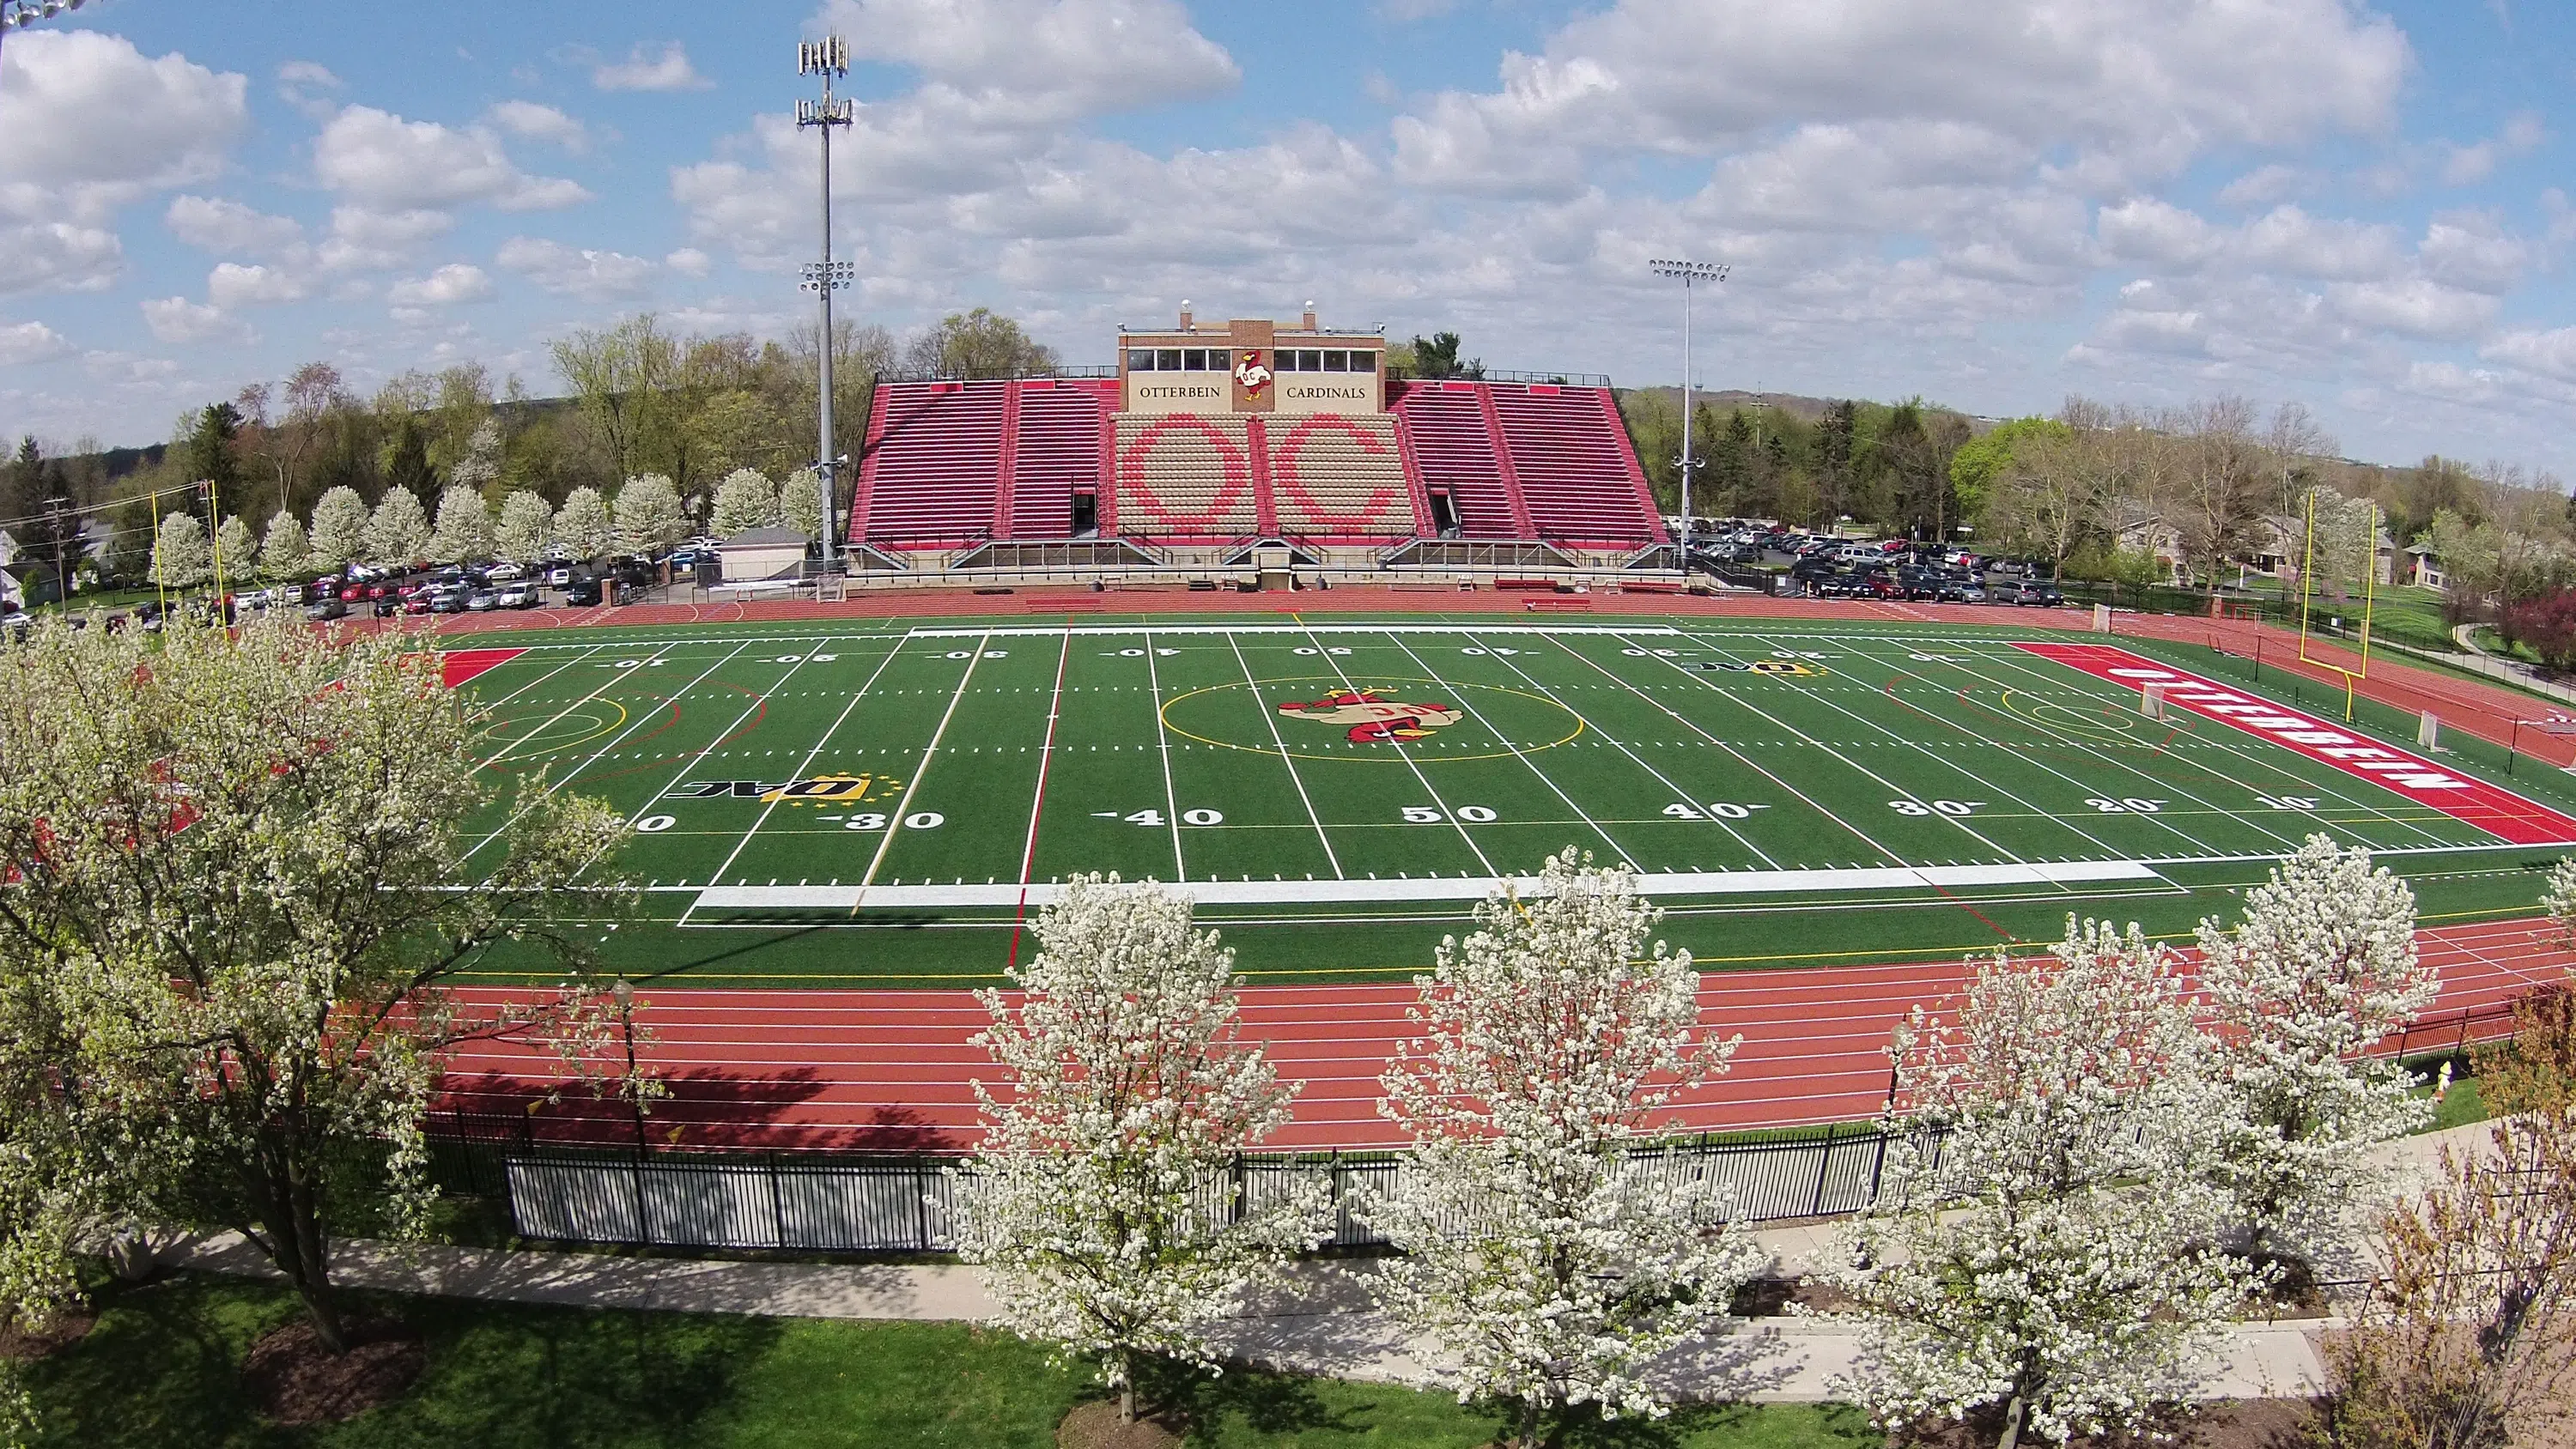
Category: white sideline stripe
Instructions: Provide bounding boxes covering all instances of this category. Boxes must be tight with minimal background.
[901,623,1683,640]
[688,859,2159,912]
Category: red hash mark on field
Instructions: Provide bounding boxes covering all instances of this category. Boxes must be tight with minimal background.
[441,647,527,688]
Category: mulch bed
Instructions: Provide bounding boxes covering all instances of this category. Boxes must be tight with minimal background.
[1894,1398,2317,1448]
[240,1316,426,1426]
[0,1307,95,1361]
[1056,1399,1186,1449]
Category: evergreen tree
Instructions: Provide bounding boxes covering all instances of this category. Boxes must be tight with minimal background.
[183,404,246,521]
[386,418,437,507]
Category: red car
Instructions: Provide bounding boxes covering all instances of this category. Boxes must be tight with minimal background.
[403,593,436,615]
[1865,573,1905,600]
[338,583,365,603]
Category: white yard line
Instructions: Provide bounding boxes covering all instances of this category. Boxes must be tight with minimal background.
[1292,620,1496,876]
[1466,629,1780,870]
[688,636,902,919]
[463,642,606,709]
[1225,631,1344,879]
[1616,631,2030,866]
[853,631,993,903]
[1384,633,1634,867]
[1142,623,1188,882]
[474,642,674,772]
[1545,635,1911,870]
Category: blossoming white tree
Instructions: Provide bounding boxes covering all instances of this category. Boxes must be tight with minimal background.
[781,466,825,541]
[2195,835,2436,1255]
[149,512,210,588]
[432,484,493,564]
[1360,850,1765,1448]
[1820,918,2257,1449]
[553,486,613,561]
[212,514,254,589]
[306,485,371,571]
[708,468,780,538]
[258,510,310,581]
[613,474,689,557]
[365,488,431,568]
[493,489,554,563]
[0,615,632,1353]
[448,418,503,495]
[953,876,1330,1424]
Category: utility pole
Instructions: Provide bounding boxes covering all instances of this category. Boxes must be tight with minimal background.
[42,494,73,607]
[798,35,854,573]
[1649,259,1728,584]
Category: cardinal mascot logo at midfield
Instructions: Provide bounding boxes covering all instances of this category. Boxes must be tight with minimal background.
[1277,688,1463,743]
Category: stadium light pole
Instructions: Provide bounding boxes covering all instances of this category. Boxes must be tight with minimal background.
[1649,259,1727,581]
[1,0,88,62]
[798,36,854,573]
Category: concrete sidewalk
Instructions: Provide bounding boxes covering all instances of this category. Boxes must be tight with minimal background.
[161,1123,2494,1404]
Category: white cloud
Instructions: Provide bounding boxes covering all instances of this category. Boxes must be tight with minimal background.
[2440,109,2544,185]
[0,320,71,367]
[164,195,307,258]
[817,0,1238,121]
[2329,278,2499,340]
[2217,164,2309,207]
[591,41,710,93]
[495,235,656,300]
[316,206,453,272]
[313,106,592,213]
[665,247,713,277]
[208,262,310,309]
[386,264,496,306]
[487,100,590,152]
[0,222,123,297]
[276,59,342,118]
[2482,327,2576,381]
[139,296,251,344]
[0,32,249,226]
[2237,206,2405,281]
[2098,197,2221,268]
[2416,214,2527,294]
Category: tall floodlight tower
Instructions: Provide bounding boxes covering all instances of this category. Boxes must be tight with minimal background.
[1649,259,1728,580]
[798,35,854,571]
[3,0,90,58]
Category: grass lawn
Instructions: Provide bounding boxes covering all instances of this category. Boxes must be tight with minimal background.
[17,1276,1877,1448]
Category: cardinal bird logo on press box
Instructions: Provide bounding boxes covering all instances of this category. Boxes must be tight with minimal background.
[1277,689,1464,743]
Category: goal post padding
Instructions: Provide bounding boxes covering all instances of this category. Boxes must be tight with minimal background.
[2141,682,2167,719]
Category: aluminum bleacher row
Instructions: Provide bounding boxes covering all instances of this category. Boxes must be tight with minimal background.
[847,376,1665,555]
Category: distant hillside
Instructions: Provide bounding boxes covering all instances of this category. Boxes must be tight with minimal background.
[1613,385,2009,430]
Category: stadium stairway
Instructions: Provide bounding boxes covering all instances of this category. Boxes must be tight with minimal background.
[1485,382,1667,547]
[1388,379,1530,539]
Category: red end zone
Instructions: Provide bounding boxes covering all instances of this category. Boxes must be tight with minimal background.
[2016,641,2576,846]
[440,647,526,688]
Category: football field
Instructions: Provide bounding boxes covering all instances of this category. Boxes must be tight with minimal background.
[447,613,2576,985]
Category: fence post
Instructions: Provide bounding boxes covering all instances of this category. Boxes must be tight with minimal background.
[1809,1122,1838,1217]
[1865,1129,1891,1210]
[769,1149,787,1250]
[914,1158,933,1252]
[631,1147,651,1246]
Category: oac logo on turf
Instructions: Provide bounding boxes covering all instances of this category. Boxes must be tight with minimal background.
[1277,689,1464,743]
[1693,660,1823,676]
[668,773,896,806]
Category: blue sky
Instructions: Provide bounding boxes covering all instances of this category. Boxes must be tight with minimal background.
[2,0,2573,479]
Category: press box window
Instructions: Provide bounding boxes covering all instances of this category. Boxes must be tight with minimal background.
[1127,349,1157,371]
[1157,349,1182,371]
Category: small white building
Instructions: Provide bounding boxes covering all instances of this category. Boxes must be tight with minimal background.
[714,526,811,585]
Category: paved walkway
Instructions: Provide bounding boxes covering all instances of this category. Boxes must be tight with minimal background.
[164,1122,2497,1405]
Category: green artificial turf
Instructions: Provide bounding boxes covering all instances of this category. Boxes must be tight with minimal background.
[444,612,2576,987]
[15,1276,1875,1449]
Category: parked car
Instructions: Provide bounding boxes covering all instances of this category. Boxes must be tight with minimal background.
[403,592,436,616]
[484,561,526,582]
[544,566,574,586]
[305,597,348,621]
[563,575,604,606]
[496,582,539,609]
[464,589,501,612]
[430,591,469,615]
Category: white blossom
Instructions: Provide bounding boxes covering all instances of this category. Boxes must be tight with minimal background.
[493,489,554,564]
[1820,918,2258,1449]
[708,468,780,538]
[952,876,1330,1422]
[211,513,254,588]
[780,467,825,542]
[612,474,688,556]
[365,488,431,568]
[553,487,613,561]
[1360,849,1764,1445]
[306,486,370,570]
[149,511,209,588]
[2195,834,2435,1255]
[431,484,493,565]
[257,510,309,581]
[448,418,503,495]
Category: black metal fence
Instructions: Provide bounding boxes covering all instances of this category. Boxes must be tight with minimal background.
[423,1115,1925,1254]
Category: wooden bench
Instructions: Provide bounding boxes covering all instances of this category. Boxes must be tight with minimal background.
[1390,581,1459,593]
[1524,596,1594,613]
[1028,596,1106,613]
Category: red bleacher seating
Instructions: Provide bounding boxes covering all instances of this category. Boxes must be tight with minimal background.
[1388,381,1524,539]
[1114,414,1259,541]
[1485,384,1666,545]
[854,381,1006,546]
[1009,381,1113,538]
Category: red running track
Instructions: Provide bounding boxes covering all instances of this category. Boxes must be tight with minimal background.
[440,914,2569,1152]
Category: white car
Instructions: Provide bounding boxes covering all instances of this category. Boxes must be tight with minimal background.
[496,582,540,609]
[544,566,574,586]
[483,561,526,582]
